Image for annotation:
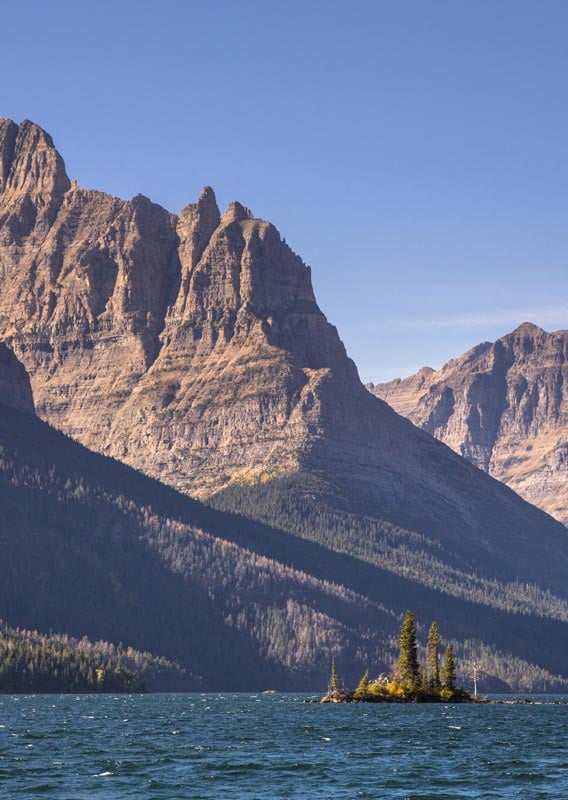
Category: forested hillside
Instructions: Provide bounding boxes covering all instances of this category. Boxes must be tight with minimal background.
[0,405,394,689]
[0,622,182,693]
[1,403,566,691]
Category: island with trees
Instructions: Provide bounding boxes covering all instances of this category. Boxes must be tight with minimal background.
[322,612,472,703]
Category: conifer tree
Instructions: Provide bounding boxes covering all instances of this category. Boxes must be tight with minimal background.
[398,611,420,692]
[442,643,456,693]
[426,621,441,691]
[330,659,339,693]
[354,669,369,699]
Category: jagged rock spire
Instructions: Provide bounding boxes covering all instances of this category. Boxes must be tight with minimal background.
[0,118,70,197]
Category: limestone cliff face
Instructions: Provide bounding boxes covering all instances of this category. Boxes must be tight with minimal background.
[1,118,568,591]
[109,194,362,494]
[0,344,34,414]
[0,119,360,495]
[0,119,181,451]
[370,323,568,523]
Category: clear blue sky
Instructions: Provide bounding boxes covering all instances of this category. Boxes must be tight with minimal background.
[3,0,568,382]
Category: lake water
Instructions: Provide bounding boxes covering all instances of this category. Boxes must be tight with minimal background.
[0,693,566,799]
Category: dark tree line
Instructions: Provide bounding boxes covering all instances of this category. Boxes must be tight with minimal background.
[0,621,182,693]
[396,612,458,699]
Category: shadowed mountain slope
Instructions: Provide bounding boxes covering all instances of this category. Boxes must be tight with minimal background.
[0,396,402,690]
[1,379,567,690]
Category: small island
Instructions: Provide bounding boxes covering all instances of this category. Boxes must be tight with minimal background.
[322,612,472,704]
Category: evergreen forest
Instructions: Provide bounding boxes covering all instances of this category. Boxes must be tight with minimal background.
[1,405,567,692]
[0,621,183,693]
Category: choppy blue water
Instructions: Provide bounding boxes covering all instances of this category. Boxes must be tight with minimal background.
[0,693,567,799]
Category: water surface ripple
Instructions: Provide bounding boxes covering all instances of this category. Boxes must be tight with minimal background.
[0,693,566,799]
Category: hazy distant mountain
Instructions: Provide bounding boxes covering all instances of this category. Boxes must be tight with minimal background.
[1,119,568,689]
[370,323,568,524]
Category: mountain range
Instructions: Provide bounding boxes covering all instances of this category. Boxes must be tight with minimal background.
[1,118,567,690]
[370,323,568,524]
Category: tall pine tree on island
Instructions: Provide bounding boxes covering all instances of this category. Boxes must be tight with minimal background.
[426,621,441,691]
[354,669,370,699]
[321,613,472,703]
[398,611,420,693]
[442,644,456,694]
[329,659,339,693]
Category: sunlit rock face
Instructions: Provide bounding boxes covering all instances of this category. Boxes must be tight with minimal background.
[371,323,568,523]
[0,118,387,497]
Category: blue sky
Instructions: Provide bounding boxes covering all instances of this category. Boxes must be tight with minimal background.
[2,0,568,382]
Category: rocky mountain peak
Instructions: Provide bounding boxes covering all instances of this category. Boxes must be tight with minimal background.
[0,344,35,415]
[176,185,221,274]
[0,118,71,242]
[179,185,219,221]
[221,200,253,225]
[0,120,356,492]
[0,118,70,198]
[371,322,568,523]
[511,321,545,336]
[197,185,218,210]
